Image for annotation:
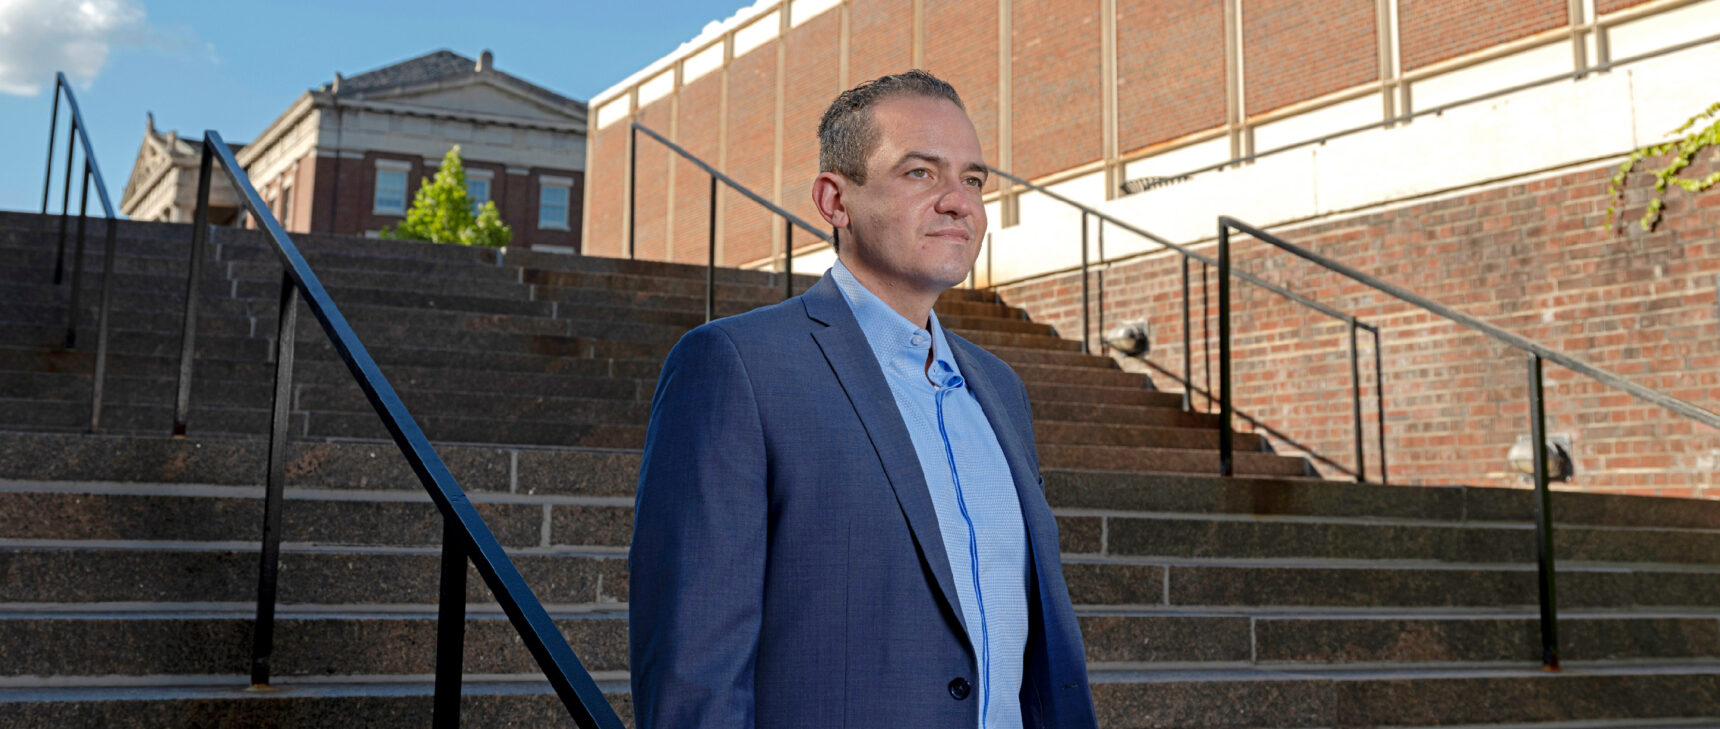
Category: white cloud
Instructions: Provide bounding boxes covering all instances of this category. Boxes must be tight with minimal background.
[0,0,195,96]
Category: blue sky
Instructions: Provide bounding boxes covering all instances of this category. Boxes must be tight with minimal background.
[0,0,752,214]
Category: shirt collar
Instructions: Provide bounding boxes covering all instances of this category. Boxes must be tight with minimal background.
[828,259,963,388]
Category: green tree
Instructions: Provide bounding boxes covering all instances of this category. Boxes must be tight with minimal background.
[381,145,513,247]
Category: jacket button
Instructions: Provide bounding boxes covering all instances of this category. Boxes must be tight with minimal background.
[948,677,971,700]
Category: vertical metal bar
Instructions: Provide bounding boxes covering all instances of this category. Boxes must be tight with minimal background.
[1202,262,1212,411]
[1079,212,1091,354]
[628,126,638,260]
[706,175,717,323]
[64,164,91,348]
[1096,220,1106,355]
[90,218,117,434]
[174,143,215,437]
[1217,222,1234,477]
[783,218,794,300]
[1374,328,1388,485]
[432,520,468,729]
[55,118,76,286]
[1349,318,1366,483]
[250,271,299,687]
[1181,257,1193,411]
[1527,353,1561,671]
[42,79,60,215]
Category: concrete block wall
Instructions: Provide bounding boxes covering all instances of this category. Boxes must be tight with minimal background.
[998,149,1720,499]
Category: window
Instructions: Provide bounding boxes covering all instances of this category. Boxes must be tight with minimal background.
[467,178,491,216]
[279,184,293,226]
[538,176,571,229]
[373,160,411,215]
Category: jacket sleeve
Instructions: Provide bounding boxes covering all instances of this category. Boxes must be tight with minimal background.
[629,323,768,729]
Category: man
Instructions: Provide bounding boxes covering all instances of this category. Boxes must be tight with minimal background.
[630,70,1097,728]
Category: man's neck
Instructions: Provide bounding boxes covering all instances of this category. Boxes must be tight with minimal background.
[837,255,941,329]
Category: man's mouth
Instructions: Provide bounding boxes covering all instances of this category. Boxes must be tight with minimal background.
[927,229,970,243]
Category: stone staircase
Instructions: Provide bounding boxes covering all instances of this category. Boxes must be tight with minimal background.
[0,210,1716,728]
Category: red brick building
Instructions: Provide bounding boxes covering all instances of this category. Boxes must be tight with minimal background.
[123,50,589,252]
[587,0,1720,497]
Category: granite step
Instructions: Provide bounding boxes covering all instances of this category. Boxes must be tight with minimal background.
[1035,420,1269,452]
[3,542,1716,611]
[1,607,1713,680]
[9,433,1715,531]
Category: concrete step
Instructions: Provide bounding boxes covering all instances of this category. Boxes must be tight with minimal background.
[1038,443,1312,476]
[1026,382,1181,408]
[9,433,1716,530]
[1,607,1713,681]
[4,541,1716,612]
[1036,420,1268,452]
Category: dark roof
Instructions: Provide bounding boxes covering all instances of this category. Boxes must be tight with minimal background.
[328,50,585,113]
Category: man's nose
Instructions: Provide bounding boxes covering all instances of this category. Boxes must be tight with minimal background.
[934,177,975,218]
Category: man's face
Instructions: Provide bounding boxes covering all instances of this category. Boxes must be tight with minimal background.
[841,95,988,298]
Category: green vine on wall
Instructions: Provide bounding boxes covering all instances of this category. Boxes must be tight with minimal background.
[1606,101,1720,232]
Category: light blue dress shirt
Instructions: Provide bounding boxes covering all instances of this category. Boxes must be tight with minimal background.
[829,260,1029,729]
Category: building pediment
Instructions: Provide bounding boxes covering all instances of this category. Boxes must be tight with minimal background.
[350,75,585,127]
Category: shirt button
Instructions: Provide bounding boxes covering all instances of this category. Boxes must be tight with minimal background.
[948,677,971,700]
[910,332,928,346]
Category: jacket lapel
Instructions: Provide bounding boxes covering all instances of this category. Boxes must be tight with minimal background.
[803,277,970,641]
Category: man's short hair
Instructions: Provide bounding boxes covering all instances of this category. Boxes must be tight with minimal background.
[817,70,965,186]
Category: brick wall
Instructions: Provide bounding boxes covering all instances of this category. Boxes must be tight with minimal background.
[1000,149,1720,499]
[849,0,914,87]
[1598,0,1658,13]
[1242,0,1377,114]
[673,72,724,265]
[1011,0,1103,179]
[1117,0,1227,155]
[925,0,1002,192]
[723,40,781,266]
[782,11,844,236]
[587,121,629,256]
[632,98,675,260]
[1399,0,1567,70]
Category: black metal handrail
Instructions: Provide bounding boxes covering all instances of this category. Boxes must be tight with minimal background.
[1119,30,1720,197]
[38,71,121,434]
[628,121,831,315]
[988,166,1387,483]
[166,131,624,728]
[1216,215,1720,672]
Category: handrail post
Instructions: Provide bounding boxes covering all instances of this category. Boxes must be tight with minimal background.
[1349,318,1366,483]
[706,175,717,323]
[64,163,91,348]
[42,78,60,216]
[90,217,117,433]
[627,125,638,260]
[1202,263,1212,411]
[783,218,794,300]
[55,117,76,285]
[433,520,468,729]
[1217,221,1234,477]
[251,271,299,687]
[1079,211,1091,354]
[1182,258,1192,411]
[1527,353,1561,671]
[174,142,216,436]
[1374,329,1388,484]
[1096,220,1106,355]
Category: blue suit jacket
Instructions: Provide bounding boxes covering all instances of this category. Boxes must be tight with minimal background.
[629,275,1098,728]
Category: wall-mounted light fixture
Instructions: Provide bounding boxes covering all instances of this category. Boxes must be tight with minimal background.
[1104,322,1150,357]
[1507,434,1574,482]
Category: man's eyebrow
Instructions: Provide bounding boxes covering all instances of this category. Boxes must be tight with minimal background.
[895,151,991,177]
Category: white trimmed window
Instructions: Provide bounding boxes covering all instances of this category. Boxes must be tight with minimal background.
[467,169,493,216]
[373,160,412,215]
[538,176,571,230]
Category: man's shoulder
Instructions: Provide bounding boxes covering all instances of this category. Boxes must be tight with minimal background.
[667,295,814,362]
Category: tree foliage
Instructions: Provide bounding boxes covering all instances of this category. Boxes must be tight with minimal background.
[381,145,512,247]
[1606,101,1720,232]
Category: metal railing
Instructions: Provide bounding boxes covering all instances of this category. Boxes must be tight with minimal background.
[1216,215,1720,671]
[155,131,624,728]
[38,71,120,434]
[988,166,1388,484]
[627,121,831,315]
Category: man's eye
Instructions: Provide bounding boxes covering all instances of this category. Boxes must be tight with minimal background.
[964,176,985,187]
[908,168,930,178]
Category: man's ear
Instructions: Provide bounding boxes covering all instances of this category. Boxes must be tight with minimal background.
[812,171,851,231]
